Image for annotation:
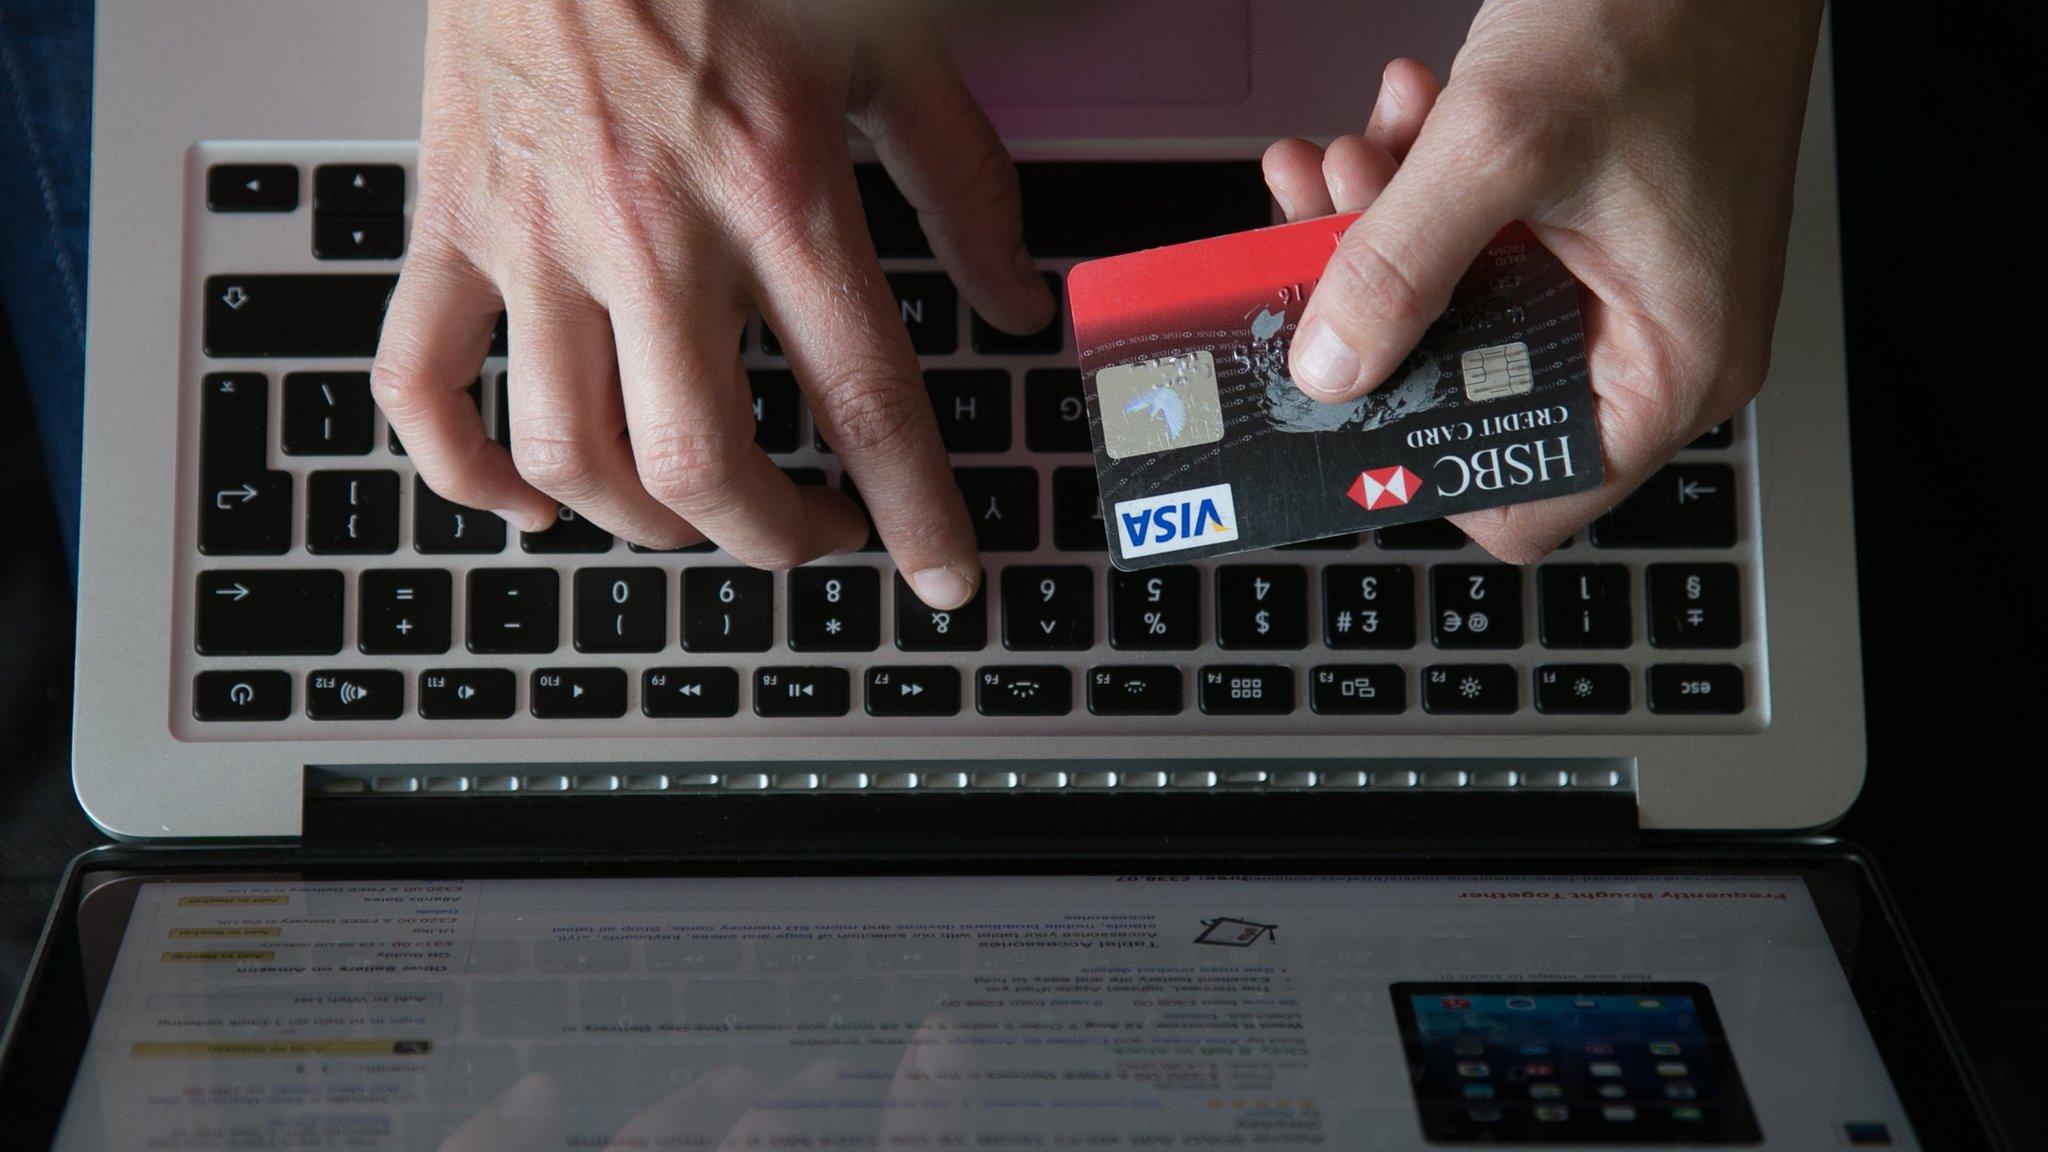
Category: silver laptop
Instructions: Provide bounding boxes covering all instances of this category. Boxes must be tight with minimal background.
[69,0,1863,841]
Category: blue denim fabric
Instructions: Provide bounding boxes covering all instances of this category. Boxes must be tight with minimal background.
[0,0,92,581]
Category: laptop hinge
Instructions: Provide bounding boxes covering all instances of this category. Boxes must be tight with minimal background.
[301,759,1640,858]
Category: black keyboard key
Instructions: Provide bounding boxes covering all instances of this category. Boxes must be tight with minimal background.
[1647,664,1746,714]
[1646,563,1741,649]
[1108,566,1199,650]
[643,667,741,718]
[193,670,293,722]
[1421,664,1519,715]
[888,272,958,354]
[789,567,881,651]
[1310,665,1406,715]
[926,369,1011,452]
[198,372,292,555]
[1024,369,1090,452]
[1323,566,1416,649]
[748,370,801,453]
[1278,533,1359,552]
[521,507,614,554]
[282,371,374,455]
[1374,519,1467,550]
[1538,564,1631,649]
[1535,664,1631,715]
[532,667,628,719]
[359,569,453,655]
[1052,467,1106,552]
[307,669,405,720]
[1215,565,1306,649]
[1087,666,1183,716]
[1001,566,1093,650]
[467,569,559,654]
[195,570,343,656]
[206,164,298,213]
[1430,565,1523,649]
[754,667,851,718]
[413,478,507,554]
[681,568,773,652]
[894,574,986,651]
[574,568,668,653]
[307,470,400,554]
[971,274,1063,355]
[313,163,404,216]
[865,666,963,717]
[1199,665,1295,715]
[784,466,827,486]
[1688,420,1733,449]
[1591,464,1737,549]
[955,468,1039,552]
[203,274,395,358]
[420,669,518,720]
[313,216,404,261]
[493,372,511,444]
[976,666,1073,716]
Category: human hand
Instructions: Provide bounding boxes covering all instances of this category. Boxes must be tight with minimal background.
[1264,0,1822,561]
[372,0,1054,608]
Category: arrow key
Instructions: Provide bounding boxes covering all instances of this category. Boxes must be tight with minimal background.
[643,667,740,718]
[206,164,299,212]
[865,666,962,717]
[314,215,404,260]
[532,668,628,718]
[196,570,344,655]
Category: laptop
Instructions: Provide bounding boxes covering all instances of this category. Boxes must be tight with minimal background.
[2,1,2002,1149]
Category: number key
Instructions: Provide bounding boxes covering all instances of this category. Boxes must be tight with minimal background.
[1108,567,1199,650]
[573,568,667,653]
[1430,564,1523,649]
[894,574,986,651]
[1538,564,1631,648]
[1001,566,1093,650]
[681,568,772,652]
[789,567,880,652]
[1215,565,1306,649]
[1322,566,1415,649]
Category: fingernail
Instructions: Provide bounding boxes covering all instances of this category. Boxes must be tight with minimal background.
[497,507,553,535]
[1375,68,1405,124]
[910,565,976,611]
[1272,186,1298,221]
[1292,319,1363,397]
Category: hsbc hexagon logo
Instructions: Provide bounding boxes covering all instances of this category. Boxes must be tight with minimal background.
[1347,465,1423,511]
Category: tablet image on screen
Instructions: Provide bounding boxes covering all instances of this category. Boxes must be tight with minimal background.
[1391,982,1762,1144]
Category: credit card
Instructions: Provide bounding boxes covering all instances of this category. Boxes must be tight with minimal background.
[1067,213,1602,569]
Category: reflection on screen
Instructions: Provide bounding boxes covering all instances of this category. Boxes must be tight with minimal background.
[51,876,1912,1151]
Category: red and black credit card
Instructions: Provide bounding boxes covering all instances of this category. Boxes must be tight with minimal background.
[1067,213,1603,569]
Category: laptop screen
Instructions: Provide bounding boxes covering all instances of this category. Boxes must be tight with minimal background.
[44,870,1918,1150]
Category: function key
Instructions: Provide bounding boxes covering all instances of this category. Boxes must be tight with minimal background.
[747,370,801,453]
[1310,665,1406,715]
[1322,566,1415,649]
[894,574,986,651]
[307,670,405,720]
[313,216,404,261]
[1421,664,1518,715]
[1199,665,1294,715]
[754,667,852,718]
[531,668,629,719]
[1024,369,1090,452]
[1538,564,1631,649]
[1001,566,1093,650]
[1108,566,1199,650]
[307,470,400,554]
[573,568,668,653]
[193,670,293,722]
[313,163,405,216]
[413,478,507,554]
[865,666,963,717]
[198,372,291,556]
[971,274,1064,355]
[195,570,344,656]
[681,568,773,652]
[206,164,299,213]
[1375,519,1467,550]
[419,669,518,720]
[926,370,1011,452]
[466,569,560,654]
[282,372,374,455]
[1591,464,1736,549]
[1646,563,1741,649]
[1534,664,1631,715]
[955,467,1039,552]
[521,507,614,554]
[1215,565,1307,649]
[1052,467,1106,551]
[788,567,881,652]
[1087,666,1184,716]
[1647,664,1745,714]
[643,667,741,718]
[359,569,453,655]
[1430,564,1523,649]
[976,666,1073,717]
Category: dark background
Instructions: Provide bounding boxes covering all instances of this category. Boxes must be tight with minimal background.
[0,0,2036,1140]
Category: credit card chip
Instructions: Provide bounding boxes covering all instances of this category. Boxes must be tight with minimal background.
[1460,341,1534,401]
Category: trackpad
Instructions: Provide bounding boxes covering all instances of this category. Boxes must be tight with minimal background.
[942,0,1251,106]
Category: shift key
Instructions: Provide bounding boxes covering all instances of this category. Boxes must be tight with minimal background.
[196,570,345,655]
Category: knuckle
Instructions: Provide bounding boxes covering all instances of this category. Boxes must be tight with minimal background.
[508,429,597,496]
[813,370,930,460]
[633,429,747,511]
[730,536,813,573]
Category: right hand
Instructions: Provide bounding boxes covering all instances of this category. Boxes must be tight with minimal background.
[372,0,1054,609]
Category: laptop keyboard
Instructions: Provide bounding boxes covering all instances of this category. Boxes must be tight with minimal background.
[177,145,1764,747]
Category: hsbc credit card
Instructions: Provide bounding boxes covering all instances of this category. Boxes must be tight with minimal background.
[1067,213,1603,570]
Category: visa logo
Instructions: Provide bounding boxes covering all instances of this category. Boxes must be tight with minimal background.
[1113,483,1239,559]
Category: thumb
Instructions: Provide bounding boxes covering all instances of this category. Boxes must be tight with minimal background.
[851,16,1055,335]
[1290,116,1537,402]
